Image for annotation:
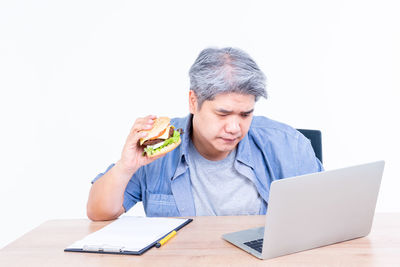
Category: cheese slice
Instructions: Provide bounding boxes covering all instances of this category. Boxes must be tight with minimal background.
[157,125,172,140]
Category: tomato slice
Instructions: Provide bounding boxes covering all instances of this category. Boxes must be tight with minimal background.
[149,127,167,140]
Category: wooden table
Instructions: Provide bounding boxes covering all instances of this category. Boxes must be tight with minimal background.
[1,213,400,266]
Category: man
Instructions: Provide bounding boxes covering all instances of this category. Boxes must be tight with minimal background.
[87,47,323,221]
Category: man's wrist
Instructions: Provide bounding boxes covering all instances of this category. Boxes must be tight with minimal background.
[115,160,139,178]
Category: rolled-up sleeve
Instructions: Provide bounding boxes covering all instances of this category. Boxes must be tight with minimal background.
[91,163,144,212]
[91,164,115,184]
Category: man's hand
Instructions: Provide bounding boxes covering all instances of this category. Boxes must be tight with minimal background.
[87,114,166,221]
[117,115,164,174]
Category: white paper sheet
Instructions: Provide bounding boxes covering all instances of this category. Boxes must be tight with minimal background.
[66,216,189,252]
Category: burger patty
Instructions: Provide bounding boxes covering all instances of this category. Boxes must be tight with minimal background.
[142,138,164,147]
[141,127,177,147]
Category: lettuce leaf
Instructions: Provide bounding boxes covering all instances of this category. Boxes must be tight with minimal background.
[144,130,180,156]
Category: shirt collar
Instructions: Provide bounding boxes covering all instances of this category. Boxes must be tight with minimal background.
[178,114,192,163]
[178,114,254,169]
[170,114,192,181]
[236,131,255,169]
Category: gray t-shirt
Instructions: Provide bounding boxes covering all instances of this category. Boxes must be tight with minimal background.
[187,139,262,216]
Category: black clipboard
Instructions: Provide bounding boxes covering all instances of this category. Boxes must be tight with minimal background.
[64,217,193,255]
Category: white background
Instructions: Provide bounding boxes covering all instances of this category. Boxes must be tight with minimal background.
[1,0,399,249]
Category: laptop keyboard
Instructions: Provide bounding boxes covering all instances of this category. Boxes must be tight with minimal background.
[244,238,263,253]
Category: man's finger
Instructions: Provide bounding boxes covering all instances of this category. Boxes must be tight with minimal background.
[146,114,157,120]
[138,131,148,139]
[130,116,156,133]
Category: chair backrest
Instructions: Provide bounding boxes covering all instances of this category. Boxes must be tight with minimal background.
[296,129,323,163]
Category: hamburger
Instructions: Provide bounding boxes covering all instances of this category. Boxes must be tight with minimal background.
[139,117,183,157]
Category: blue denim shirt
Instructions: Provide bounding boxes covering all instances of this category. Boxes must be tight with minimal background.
[92,114,323,217]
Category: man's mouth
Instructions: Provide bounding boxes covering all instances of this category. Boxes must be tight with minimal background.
[220,137,238,142]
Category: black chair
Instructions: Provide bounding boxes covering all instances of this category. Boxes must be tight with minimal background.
[296,129,323,163]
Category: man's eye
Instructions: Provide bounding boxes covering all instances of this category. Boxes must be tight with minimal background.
[218,114,228,117]
[241,114,250,118]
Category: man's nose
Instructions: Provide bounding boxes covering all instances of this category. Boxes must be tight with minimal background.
[225,118,240,135]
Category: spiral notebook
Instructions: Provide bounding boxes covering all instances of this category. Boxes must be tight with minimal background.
[65,216,193,255]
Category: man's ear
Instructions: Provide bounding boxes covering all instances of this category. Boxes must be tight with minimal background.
[189,90,198,114]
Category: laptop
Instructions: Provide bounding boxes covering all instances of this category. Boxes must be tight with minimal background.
[222,160,385,260]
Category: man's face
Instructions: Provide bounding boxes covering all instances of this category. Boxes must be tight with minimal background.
[189,91,255,161]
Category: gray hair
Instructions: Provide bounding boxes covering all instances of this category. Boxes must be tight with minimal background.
[189,47,267,108]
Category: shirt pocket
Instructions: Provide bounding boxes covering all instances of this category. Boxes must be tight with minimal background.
[145,191,181,217]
